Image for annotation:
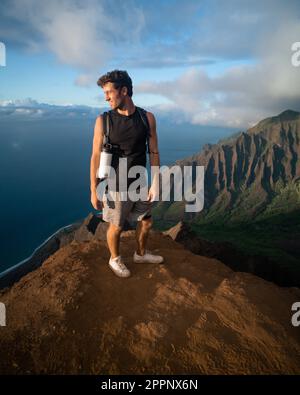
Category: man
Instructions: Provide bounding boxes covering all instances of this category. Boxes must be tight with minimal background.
[90,70,163,278]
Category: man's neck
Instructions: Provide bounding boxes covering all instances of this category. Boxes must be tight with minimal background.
[117,100,136,116]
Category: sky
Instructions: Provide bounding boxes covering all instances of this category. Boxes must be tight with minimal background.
[0,0,300,128]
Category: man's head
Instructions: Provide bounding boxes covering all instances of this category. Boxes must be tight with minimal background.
[97,70,133,110]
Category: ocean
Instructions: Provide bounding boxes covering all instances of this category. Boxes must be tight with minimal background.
[0,116,236,272]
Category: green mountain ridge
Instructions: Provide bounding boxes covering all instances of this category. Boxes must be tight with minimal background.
[153,110,300,276]
[155,109,300,223]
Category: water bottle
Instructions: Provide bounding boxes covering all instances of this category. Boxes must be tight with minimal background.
[98,144,113,181]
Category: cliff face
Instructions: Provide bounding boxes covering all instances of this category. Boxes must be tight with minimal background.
[0,220,299,374]
[155,110,300,223]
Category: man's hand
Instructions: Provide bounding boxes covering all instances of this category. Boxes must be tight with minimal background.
[91,191,103,210]
[147,183,159,202]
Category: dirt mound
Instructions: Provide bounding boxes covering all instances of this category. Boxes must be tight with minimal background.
[0,230,299,374]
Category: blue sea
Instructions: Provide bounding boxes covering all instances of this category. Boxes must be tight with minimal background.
[0,116,236,272]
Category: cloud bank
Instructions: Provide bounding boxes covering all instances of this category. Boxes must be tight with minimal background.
[1,0,300,127]
[0,98,101,119]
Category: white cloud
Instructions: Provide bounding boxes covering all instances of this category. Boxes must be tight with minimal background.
[135,11,300,128]
[74,74,96,87]
[2,0,145,72]
[1,0,300,127]
[0,98,40,107]
[0,98,101,119]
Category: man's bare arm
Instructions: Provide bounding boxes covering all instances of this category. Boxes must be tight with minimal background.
[146,111,160,168]
[90,115,104,208]
[146,112,160,201]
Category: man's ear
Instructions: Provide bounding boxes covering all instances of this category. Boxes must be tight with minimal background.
[121,86,128,96]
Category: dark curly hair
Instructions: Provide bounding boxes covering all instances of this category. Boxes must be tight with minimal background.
[97,70,133,97]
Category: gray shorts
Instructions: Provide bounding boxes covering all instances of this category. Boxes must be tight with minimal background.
[102,190,152,228]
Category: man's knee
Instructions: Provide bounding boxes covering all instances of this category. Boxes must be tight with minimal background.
[141,216,153,230]
[108,223,123,235]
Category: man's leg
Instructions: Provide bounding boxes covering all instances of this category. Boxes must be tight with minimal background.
[102,191,132,277]
[107,223,123,259]
[135,216,153,256]
[129,199,164,264]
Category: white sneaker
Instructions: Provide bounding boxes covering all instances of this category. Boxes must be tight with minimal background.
[108,256,131,278]
[133,250,164,264]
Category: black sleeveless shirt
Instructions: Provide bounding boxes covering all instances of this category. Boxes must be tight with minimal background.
[107,106,148,191]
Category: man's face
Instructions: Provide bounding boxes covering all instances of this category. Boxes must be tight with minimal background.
[103,82,124,110]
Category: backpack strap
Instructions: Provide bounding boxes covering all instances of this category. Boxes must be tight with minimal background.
[102,111,125,155]
[102,111,111,145]
[136,106,151,154]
